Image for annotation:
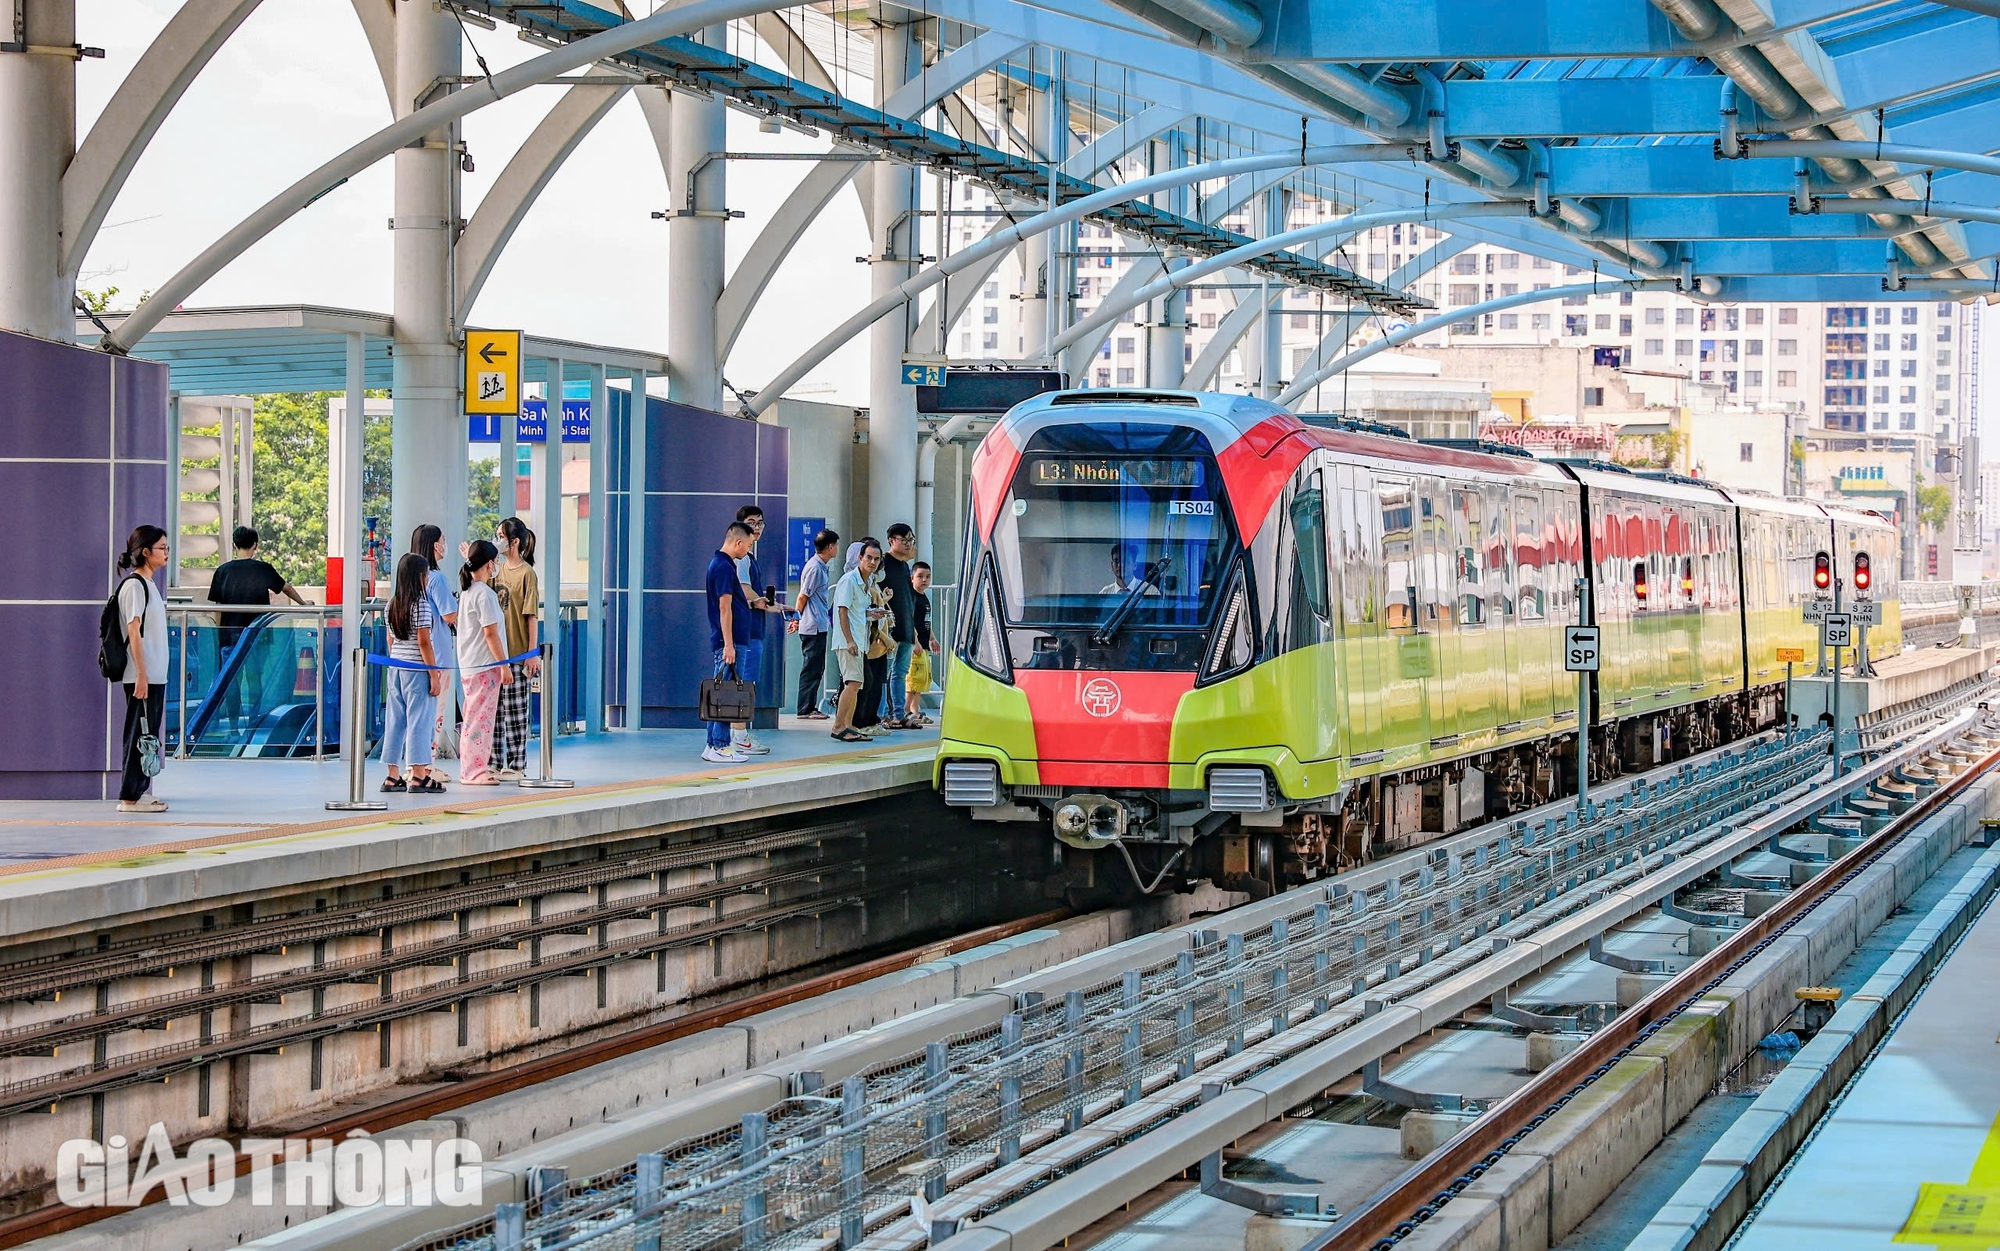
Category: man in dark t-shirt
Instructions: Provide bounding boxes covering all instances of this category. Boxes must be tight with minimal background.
[209,526,307,654]
[877,523,918,727]
[703,522,757,763]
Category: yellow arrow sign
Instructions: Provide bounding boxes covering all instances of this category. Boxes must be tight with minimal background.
[1896,1111,2000,1248]
[464,329,522,416]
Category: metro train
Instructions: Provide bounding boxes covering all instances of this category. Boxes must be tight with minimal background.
[934,389,1910,897]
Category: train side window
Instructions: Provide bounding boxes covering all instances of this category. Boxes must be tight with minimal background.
[1451,487,1485,626]
[1515,494,1545,620]
[1287,480,1330,630]
[1339,477,1379,627]
[1379,481,1417,631]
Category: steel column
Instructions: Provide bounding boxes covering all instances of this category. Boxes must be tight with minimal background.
[389,0,464,563]
[866,19,921,538]
[0,0,74,339]
[668,34,726,412]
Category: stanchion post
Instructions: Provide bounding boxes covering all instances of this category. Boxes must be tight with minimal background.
[519,640,575,789]
[327,647,387,811]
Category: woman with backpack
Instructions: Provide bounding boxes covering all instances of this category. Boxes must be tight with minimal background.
[380,554,445,794]
[111,526,171,812]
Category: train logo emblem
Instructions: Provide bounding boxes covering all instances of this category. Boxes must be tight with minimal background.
[1081,678,1122,717]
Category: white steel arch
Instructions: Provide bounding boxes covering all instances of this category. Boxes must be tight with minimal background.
[100,0,789,354]
[714,30,1030,364]
[743,143,1408,417]
[456,80,629,320]
[62,0,264,283]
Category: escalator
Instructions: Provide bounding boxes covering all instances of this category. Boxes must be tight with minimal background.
[167,613,378,757]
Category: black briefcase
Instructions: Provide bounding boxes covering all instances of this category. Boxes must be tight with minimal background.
[699,665,756,722]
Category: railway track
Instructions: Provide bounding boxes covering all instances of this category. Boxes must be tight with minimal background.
[1315,712,2000,1251]
[0,907,1072,1251]
[384,717,1885,1251]
[0,822,864,1005]
[0,852,965,1119]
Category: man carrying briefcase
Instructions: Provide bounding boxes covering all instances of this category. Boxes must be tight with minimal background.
[701,521,758,763]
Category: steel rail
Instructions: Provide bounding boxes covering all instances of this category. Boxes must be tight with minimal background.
[0,853,973,1119]
[1311,718,2000,1251]
[0,908,1071,1251]
[430,731,1836,1251]
[0,857,852,1058]
[0,822,863,1003]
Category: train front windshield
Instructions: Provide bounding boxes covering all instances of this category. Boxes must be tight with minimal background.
[990,450,1237,634]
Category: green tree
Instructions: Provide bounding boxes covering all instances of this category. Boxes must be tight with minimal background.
[469,454,500,548]
[1916,482,1954,533]
[245,392,392,588]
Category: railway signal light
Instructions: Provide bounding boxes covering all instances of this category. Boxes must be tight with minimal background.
[1853,551,1872,592]
[1813,551,1832,591]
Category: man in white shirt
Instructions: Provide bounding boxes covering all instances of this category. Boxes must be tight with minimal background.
[828,540,882,742]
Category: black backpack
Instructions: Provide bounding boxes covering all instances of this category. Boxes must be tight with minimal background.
[97,573,146,682]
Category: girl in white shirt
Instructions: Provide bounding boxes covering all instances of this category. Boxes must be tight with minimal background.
[114,526,172,812]
[455,540,511,784]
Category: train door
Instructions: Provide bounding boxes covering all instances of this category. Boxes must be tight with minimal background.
[1371,473,1428,761]
[1334,467,1385,757]
[1417,477,1455,750]
[1512,490,1552,729]
[1448,483,1495,741]
[1488,483,1521,733]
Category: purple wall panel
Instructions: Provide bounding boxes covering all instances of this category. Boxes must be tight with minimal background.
[113,461,170,548]
[0,603,112,770]
[114,356,170,461]
[644,493,743,590]
[0,462,110,600]
[0,328,168,799]
[645,400,758,495]
[0,331,111,461]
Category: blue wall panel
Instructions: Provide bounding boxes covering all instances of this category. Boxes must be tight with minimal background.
[606,390,789,730]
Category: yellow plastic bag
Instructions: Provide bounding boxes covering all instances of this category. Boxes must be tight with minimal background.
[908,647,933,694]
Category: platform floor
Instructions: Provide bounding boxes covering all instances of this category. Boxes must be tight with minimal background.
[0,716,936,865]
[1732,874,2000,1251]
[0,718,938,941]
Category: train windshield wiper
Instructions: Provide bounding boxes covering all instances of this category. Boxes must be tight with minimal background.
[1094,558,1168,646]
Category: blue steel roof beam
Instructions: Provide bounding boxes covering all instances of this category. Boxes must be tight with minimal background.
[1688,236,2000,274]
[1808,11,2000,121]
[879,0,1670,276]
[1232,0,1895,61]
[464,15,1420,304]
[1648,0,1960,271]
[1622,193,1918,238]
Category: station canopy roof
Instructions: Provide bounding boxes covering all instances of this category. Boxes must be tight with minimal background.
[75,305,667,397]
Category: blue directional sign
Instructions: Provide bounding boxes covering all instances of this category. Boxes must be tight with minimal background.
[468,399,589,444]
[901,363,945,387]
[787,517,825,582]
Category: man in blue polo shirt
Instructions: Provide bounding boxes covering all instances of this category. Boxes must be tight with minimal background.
[704,521,756,763]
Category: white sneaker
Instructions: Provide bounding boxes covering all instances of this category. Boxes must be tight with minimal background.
[731,736,772,755]
[702,746,745,763]
[117,797,168,813]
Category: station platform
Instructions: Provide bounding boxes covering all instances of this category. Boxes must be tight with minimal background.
[1731,854,2000,1251]
[0,718,936,942]
[1789,643,1996,735]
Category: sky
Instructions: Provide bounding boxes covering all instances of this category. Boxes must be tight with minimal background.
[80,0,877,402]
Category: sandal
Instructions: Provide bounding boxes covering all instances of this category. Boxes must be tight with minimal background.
[412,777,446,794]
[380,777,407,793]
[831,729,870,743]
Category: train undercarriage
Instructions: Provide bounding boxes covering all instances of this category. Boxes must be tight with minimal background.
[1030,687,1781,904]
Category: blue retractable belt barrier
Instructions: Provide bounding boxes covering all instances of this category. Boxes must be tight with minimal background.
[364,649,540,672]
